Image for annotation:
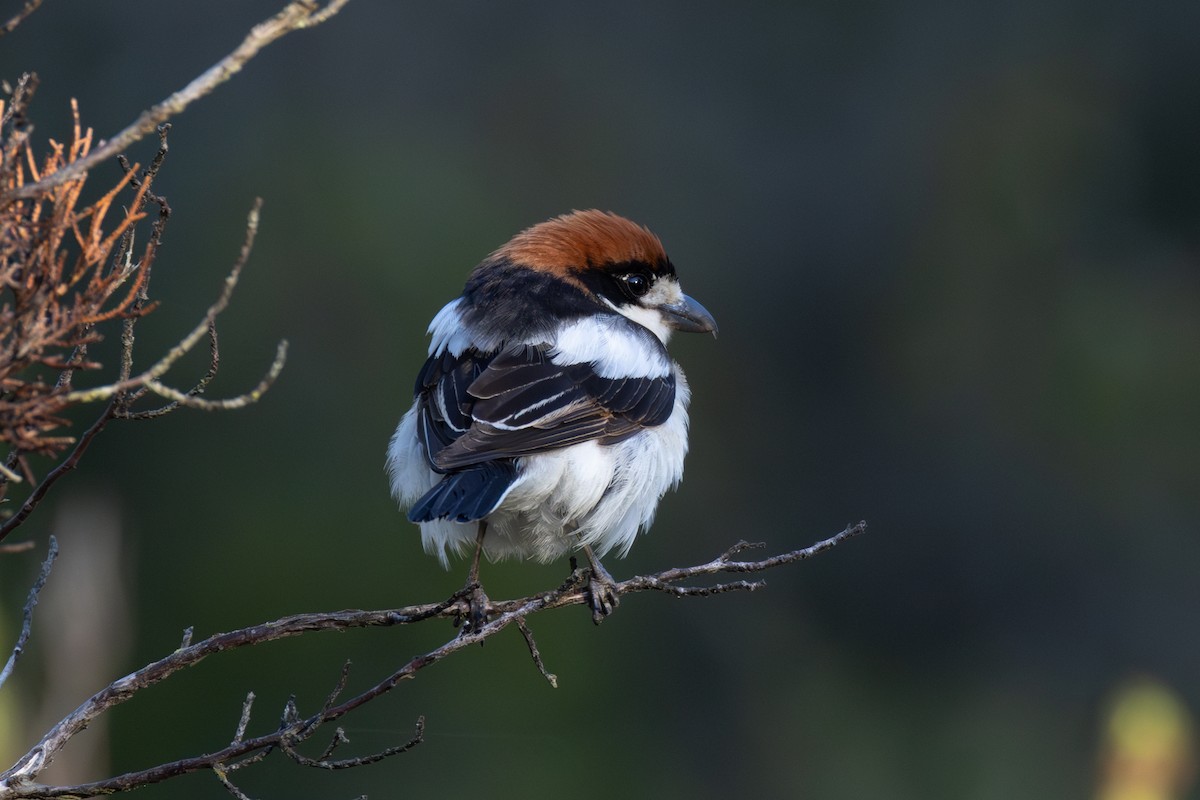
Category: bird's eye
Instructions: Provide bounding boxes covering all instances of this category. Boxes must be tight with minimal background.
[622,273,651,298]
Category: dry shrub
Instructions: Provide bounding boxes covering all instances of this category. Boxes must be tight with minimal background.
[0,76,164,462]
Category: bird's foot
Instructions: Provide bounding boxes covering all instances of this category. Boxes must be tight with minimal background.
[585,558,620,625]
[454,581,492,636]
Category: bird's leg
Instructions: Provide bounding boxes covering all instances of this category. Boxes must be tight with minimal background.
[581,544,620,625]
[458,521,491,633]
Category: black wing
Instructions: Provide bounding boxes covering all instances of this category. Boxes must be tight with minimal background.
[407,460,518,524]
[414,344,676,472]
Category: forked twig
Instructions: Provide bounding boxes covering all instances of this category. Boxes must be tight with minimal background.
[0,200,286,544]
[61,199,280,407]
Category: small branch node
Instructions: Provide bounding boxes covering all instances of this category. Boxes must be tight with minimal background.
[316,727,352,762]
[179,626,194,650]
[719,540,766,561]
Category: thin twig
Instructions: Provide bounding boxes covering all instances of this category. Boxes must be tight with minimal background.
[0,463,21,484]
[0,523,865,798]
[0,402,117,543]
[140,339,287,411]
[634,576,765,597]
[0,536,58,689]
[0,1,353,204]
[0,0,43,39]
[516,619,557,688]
[118,322,221,419]
[281,717,425,770]
[231,692,256,745]
[212,766,256,800]
[318,661,353,718]
[316,728,351,763]
[62,199,266,406]
[224,748,272,773]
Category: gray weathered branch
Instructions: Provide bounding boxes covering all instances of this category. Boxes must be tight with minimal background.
[0,522,865,799]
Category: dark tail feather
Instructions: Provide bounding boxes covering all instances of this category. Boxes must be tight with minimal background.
[407,461,518,524]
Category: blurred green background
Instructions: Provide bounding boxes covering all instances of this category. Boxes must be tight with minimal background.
[3,1,1199,798]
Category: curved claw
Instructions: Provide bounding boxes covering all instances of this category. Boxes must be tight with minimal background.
[587,572,620,624]
[455,582,492,636]
[581,546,620,625]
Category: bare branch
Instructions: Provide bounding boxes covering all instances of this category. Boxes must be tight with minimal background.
[0,1,353,204]
[0,523,865,798]
[0,535,57,689]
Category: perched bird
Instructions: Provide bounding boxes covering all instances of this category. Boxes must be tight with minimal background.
[387,210,716,625]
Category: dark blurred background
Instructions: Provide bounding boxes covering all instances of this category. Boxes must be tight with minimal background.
[2,1,1199,798]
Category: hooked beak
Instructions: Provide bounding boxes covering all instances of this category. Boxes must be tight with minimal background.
[659,293,718,336]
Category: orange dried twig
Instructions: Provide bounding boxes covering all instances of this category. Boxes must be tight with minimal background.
[0,95,161,458]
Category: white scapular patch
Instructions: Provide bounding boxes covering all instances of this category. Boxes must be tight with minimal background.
[426,298,471,357]
[549,316,671,379]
